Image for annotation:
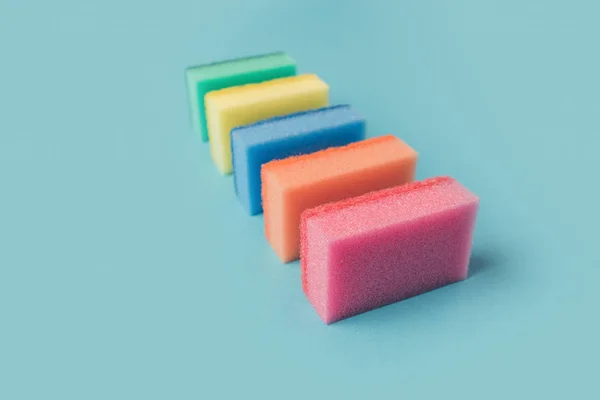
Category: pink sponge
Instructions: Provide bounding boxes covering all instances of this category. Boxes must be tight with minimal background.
[300,176,479,324]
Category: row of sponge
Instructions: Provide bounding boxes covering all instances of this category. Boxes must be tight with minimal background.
[186,52,479,324]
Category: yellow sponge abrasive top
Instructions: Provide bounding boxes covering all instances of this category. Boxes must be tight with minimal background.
[205,74,329,174]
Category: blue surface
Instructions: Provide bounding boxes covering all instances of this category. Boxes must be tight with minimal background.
[1,1,599,399]
[231,105,365,215]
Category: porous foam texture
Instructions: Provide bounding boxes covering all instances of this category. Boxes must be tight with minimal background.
[205,74,329,175]
[185,52,296,142]
[231,105,366,216]
[261,135,418,263]
[300,176,480,324]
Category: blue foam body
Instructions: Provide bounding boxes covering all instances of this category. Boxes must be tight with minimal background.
[231,105,366,215]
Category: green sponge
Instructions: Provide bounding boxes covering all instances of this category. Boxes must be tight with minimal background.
[185,52,297,142]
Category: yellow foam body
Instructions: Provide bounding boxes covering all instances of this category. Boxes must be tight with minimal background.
[205,74,329,174]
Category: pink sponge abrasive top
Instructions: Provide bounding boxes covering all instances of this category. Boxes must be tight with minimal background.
[261,135,418,263]
[300,176,480,324]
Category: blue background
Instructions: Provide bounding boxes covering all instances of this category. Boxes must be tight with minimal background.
[1,1,598,398]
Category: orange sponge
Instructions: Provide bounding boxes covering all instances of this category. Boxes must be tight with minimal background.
[261,135,418,263]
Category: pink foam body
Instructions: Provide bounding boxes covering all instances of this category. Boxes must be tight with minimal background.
[300,177,479,324]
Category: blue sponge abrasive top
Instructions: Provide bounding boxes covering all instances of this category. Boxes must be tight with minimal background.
[231,105,366,215]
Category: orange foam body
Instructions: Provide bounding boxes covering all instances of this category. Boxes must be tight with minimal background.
[261,135,418,263]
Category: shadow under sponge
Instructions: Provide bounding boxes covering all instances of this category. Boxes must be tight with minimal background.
[300,177,480,324]
[231,105,366,216]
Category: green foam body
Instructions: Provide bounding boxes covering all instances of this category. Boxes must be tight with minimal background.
[185,52,297,142]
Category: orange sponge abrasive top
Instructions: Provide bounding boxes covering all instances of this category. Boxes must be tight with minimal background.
[261,135,418,263]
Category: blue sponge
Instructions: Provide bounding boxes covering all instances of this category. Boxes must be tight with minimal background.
[231,105,366,215]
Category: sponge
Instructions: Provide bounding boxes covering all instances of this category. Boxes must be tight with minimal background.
[231,105,366,216]
[261,135,418,263]
[300,177,479,324]
[185,52,296,142]
[205,74,329,175]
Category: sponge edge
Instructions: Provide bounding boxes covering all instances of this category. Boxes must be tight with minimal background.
[300,177,479,324]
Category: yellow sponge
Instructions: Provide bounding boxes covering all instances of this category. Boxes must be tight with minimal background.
[205,74,329,175]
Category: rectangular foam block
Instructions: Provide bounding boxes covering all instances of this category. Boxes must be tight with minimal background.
[185,52,296,142]
[231,105,366,216]
[205,74,329,175]
[300,177,479,324]
[261,135,418,263]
